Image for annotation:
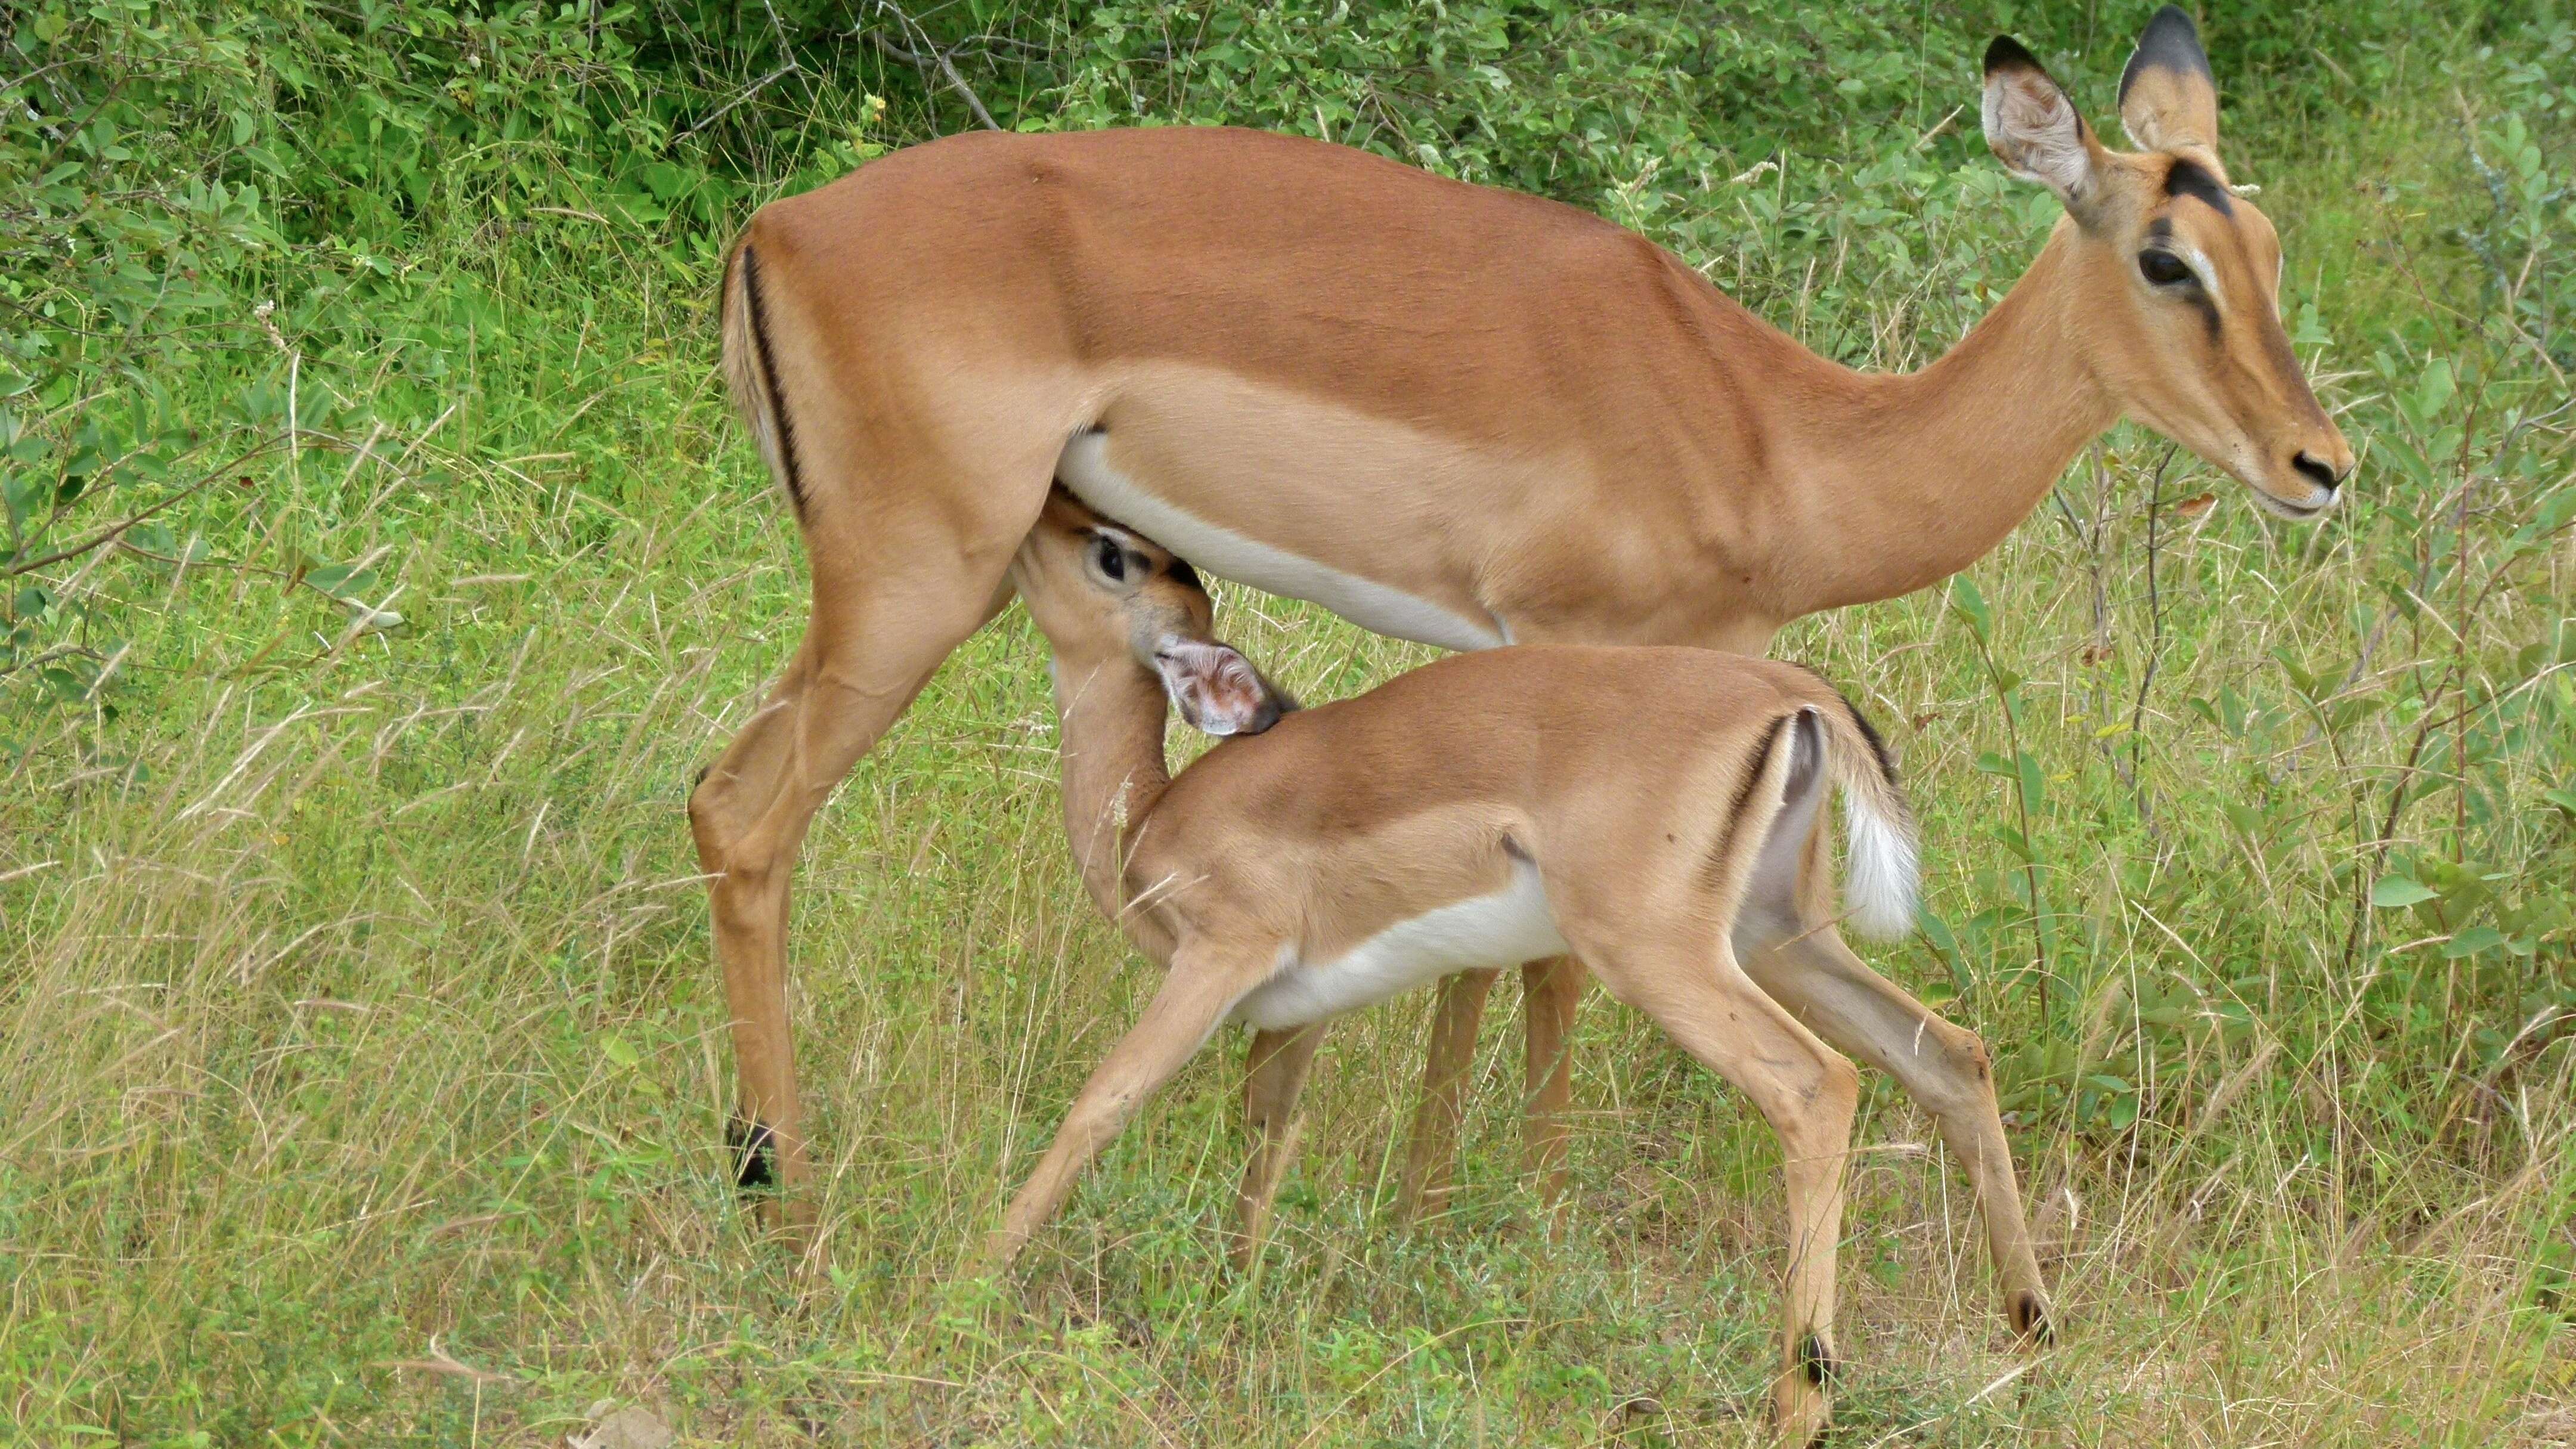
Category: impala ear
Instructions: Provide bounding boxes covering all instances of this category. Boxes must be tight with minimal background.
[1982,36,2110,222]
[1156,641,1293,738]
[2119,5,2219,156]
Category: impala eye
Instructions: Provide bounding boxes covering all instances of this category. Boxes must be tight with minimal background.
[2138,249,2195,288]
[1091,535,1127,582]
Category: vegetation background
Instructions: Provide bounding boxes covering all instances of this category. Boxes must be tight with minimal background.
[4,0,2572,1443]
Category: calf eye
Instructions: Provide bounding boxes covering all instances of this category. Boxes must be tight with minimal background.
[1091,535,1127,581]
[2138,250,2194,288]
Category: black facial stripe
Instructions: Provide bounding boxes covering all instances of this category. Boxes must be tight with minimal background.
[1166,558,1203,592]
[2142,215,2221,338]
[2165,157,2234,215]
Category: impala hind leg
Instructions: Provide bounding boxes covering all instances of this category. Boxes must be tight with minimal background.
[1580,931,1857,1447]
[1741,922,2052,1343]
[1398,969,1497,1222]
[691,481,1038,1229]
[1233,1023,1326,1270]
[1519,953,1587,1218]
[987,941,1274,1269]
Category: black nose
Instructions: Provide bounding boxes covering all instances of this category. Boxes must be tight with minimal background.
[2292,452,2342,492]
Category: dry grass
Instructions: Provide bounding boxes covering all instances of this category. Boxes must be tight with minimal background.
[5,13,2572,1442]
[4,400,2566,1443]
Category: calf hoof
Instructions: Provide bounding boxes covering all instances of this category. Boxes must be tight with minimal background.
[2009,1287,2054,1347]
[1773,1331,1841,1445]
[726,1116,778,1191]
[1797,1330,1844,1389]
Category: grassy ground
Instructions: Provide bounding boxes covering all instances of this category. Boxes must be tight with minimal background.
[5,3,2573,1445]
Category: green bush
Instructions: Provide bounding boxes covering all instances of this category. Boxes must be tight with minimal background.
[3,1,2571,1442]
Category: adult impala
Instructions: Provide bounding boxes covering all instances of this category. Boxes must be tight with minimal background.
[695,4,2347,1270]
[992,489,1943,1442]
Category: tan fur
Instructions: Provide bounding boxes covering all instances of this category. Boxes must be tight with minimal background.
[686,17,2339,1320]
[990,495,2045,1444]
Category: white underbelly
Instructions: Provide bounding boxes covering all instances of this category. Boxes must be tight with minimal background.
[1055,431,1507,652]
[1231,860,1568,1032]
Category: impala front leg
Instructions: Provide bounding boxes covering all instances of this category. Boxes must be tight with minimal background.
[987,942,1272,1271]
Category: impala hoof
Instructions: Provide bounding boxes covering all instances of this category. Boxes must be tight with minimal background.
[2009,1287,2054,1346]
[726,1116,778,1191]
[1797,1330,1845,1388]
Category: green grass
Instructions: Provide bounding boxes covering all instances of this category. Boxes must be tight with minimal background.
[4,2,2573,1444]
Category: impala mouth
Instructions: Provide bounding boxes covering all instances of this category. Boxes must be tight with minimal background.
[2249,485,2335,521]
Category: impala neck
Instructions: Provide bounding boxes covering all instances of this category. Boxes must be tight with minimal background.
[1769,225,2118,617]
[1047,648,1174,924]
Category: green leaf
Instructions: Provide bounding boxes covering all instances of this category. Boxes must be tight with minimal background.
[2370,876,2438,909]
[2015,751,2046,815]
[1947,574,1991,640]
[2442,927,2506,959]
[2413,357,2455,425]
[2271,647,2320,696]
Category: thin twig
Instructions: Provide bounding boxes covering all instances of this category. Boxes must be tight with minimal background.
[675,62,800,143]
[869,1,1001,132]
[2124,444,2180,810]
[7,438,289,577]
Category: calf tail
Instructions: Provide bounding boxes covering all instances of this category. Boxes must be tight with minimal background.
[1816,692,1919,940]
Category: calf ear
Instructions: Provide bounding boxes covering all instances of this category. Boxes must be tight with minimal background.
[1156,641,1289,738]
[1982,36,2109,222]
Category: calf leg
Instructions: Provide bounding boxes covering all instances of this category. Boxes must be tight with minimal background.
[1582,933,1858,1446]
[1519,953,1587,1218]
[1398,968,1498,1221]
[1740,924,2051,1342]
[1233,1023,1326,1270]
[987,942,1274,1270]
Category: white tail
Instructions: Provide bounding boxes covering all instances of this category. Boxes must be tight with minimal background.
[1818,698,1920,941]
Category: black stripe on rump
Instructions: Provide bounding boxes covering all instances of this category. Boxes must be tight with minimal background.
[1699,713,1791,896]
[738,245,809,519]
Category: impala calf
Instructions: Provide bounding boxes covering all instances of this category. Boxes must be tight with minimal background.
[991,491,2030,1442]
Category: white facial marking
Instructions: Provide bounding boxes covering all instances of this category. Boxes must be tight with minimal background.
[1230,859,1568,1032]
[2174,242,2222,309]
[1057,431,1506,652]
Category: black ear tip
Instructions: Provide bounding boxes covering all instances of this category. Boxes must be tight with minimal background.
[1983,35,2041,77]
[2148,4,2199,37]
[2121,3,2213,100]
